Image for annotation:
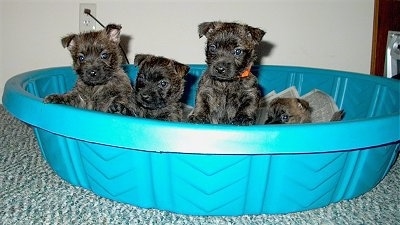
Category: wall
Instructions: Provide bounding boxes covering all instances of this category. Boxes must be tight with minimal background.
[0,0,375,103]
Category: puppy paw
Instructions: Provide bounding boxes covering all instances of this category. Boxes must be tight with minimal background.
[108,102,133,116]
[43,94,64,104]
[188,114,208,124]
[232,115,255,126]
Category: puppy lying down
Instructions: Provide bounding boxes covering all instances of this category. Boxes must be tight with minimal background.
[257,87,345,124]
[264,98,312,124]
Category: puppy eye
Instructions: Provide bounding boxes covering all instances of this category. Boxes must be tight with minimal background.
[158,80,169,88]
[78,54,85,62]
[100,52,109,59]
[280,114,289,122]
[233,48,242,56]
[208,44,217,53]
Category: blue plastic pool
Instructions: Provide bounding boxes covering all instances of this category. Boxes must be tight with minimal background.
[3,65,400,216]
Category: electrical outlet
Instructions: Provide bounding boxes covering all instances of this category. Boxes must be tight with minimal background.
[79,3,96,32]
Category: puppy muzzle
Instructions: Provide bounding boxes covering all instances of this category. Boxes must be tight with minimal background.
[138,92,165,109]
[210,60,236,80]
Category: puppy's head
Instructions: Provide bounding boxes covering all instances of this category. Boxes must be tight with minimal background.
[265,98,312,124]
[61,24,123,86]
[198,21,265,81]
[133,54,189,109]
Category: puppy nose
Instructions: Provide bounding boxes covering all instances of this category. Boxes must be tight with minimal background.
[89,70,97,77]
[215,66,225,74]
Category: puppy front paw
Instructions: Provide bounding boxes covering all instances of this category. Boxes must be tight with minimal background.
[43,94,64,104]
[232,114,255,126]
[108,102,133,116]
[188,114,209,124]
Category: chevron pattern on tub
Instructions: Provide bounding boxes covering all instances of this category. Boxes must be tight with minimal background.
[46,139,396,216]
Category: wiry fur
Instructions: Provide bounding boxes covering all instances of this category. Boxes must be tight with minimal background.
[44,24,133,115]
[131,54,189,122]
[188,21,265,125]
[264,98,312,124]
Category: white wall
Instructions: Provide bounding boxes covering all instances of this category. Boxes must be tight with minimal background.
[0,0,374,103]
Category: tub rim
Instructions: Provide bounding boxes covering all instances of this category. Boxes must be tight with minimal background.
[3,65,400,155]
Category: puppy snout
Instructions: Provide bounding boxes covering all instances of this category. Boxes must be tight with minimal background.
[140,93,151,102]
[212,61,233,77]
[215,66,226,74]
[89,70,97,77]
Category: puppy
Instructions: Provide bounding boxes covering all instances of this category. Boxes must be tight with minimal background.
[188,21,266,125]
[44,24,133,115]
[264,98,312,124]
[132,54,189,122]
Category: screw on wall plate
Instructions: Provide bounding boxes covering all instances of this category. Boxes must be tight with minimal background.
[79,3,96,32]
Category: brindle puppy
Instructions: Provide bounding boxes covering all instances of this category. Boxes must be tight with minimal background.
[264,98,312,124]
[44,24,133,115]
[132,54,189,122]
[188,21,266,125]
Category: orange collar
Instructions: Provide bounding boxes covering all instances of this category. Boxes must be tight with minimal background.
[240,67,251,78]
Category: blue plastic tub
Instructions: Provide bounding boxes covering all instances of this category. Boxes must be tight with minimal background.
[3,65,400,216]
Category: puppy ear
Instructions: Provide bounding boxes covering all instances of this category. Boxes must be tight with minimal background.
[61,34,77,51]
[296,98,312,112]
[198,21,222,38]
[172,61,190,77]
[268,98,279,105]
[246,26,266,44]
[134,54,151,66]
[105,24,122,43]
